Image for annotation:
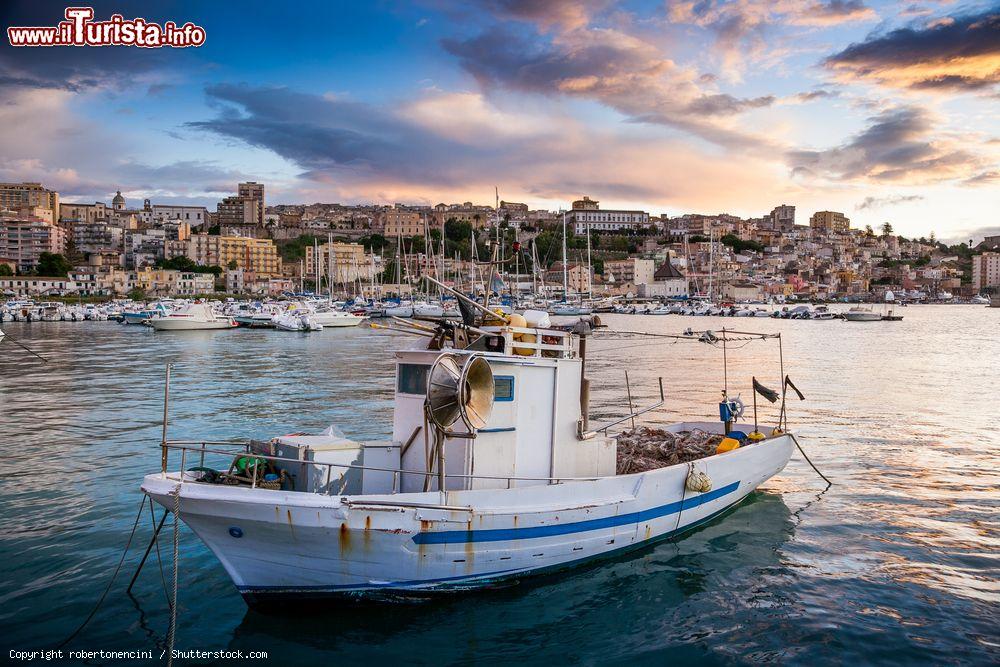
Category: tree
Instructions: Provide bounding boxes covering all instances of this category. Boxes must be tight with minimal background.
[444,218,473,243]
[35,252,73,277]
[880,222,894,237]
[864,224,874,238]
[720,234,764,254]
[128,287,146,301]
[227,259,238,270]
[0,264,12,276]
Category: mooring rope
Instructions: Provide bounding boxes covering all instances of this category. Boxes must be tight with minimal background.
[149,500,171,610]
[789,433,832,487]
[166,484,180,667]
[57,496,146,649]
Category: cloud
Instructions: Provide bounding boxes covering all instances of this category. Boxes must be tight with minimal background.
[855,194,924,210]
[785,88,840,103]
[442,24,778,151]
[477,0,611,32]
[963,170,1000,186]
[823,9,1000,92]
[787,106,987,184]
[666,1,877,79]
[793,1,878,27]
[184,83,790,211]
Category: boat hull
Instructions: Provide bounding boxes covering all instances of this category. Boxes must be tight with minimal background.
[150,318,236,330]
[142,434,793,603]
[843,312,881,322]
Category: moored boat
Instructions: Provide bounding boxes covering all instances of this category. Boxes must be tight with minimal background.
[149,303,237,331]
[142,282,801,604]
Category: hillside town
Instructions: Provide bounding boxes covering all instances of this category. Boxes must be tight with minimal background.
[0,180,996,302]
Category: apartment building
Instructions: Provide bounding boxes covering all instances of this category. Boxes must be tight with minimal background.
[0,182,60,220]
[187,234,282,276]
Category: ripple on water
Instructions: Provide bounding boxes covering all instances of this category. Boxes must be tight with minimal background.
[0,311,998,663]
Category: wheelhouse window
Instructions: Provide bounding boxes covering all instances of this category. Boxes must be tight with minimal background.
[494,376,515,402]
[397,363,430,395]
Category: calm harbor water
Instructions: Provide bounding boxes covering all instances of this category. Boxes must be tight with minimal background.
[1,306,997,665]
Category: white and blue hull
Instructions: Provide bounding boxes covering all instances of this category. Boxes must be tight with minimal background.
[142,432,793,604]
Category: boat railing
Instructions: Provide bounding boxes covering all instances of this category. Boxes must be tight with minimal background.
[478,325,574,358]
[159,440,606,493]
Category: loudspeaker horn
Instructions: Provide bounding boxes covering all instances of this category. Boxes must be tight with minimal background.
[425,353,495,431]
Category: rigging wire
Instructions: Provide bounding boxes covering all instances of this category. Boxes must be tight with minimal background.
[57,496,147,649]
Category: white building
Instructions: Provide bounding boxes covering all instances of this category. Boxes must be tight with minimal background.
[568,196,650,234]
[0,276,78,296]
[972,252,1000,291]
[141,204,210,228]
[638,261,688,298]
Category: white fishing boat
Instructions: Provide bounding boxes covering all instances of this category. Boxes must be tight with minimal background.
[843,305,881,322]
[150,303,238,331]
[142,279,803,605]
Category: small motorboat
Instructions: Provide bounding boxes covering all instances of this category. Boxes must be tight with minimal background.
[149,303,237,331]
[272,312,323,331]
[843,306,881,322]
[311,310,365,328]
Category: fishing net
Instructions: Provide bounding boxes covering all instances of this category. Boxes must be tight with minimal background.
[615,427,723,474]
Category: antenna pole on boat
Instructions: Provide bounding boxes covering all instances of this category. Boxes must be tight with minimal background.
[624,370,635,430]
[160,363,172,474]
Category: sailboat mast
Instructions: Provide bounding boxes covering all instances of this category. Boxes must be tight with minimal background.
[586,219,592,299]
[562,210,568,300]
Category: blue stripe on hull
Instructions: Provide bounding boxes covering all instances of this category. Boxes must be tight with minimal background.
[236,494,750,599]
[411,480,741,544]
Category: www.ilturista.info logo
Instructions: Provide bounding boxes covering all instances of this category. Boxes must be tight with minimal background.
[7,7,206,48]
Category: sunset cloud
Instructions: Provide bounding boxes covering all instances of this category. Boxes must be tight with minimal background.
[442,24,779,151]
[824,9,1000,92]
[788,106,986,184]
[666,1,878,79]
[186,84,790,211]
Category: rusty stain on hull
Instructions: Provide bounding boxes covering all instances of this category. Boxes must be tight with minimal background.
[339,522,351,554]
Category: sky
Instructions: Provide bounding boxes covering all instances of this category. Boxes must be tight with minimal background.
[0,0,998,242]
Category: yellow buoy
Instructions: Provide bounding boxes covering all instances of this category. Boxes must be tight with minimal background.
[747,431,766,442]
[716,437,741,454]
[508,313,535,355]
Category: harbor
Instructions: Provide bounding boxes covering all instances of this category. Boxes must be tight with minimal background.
[3,1,999,664]
[1,303,997,663]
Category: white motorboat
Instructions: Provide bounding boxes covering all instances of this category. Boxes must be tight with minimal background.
[549,303,593,316]
[272,312,323,331]
[310,310,365,328]
[150,303,237,331]
[383,301,414,318]
[143,287,799,604]
[843,306,881,322]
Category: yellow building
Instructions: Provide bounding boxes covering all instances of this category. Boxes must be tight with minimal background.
[377,208,425,237]
[0,182,59,221]
[187,234,282,276]
[135,268,215,296]
[810,210,850,233]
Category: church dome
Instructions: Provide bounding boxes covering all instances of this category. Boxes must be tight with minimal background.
[112,190,125,209]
